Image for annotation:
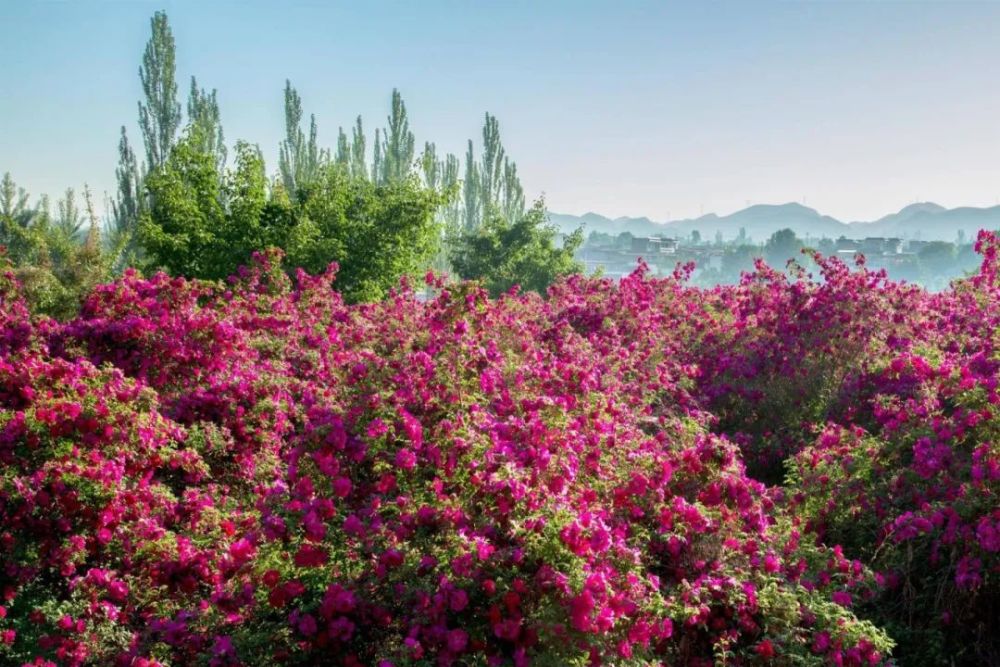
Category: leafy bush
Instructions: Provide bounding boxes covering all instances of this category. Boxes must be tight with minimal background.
[141,136,443,303]
[449,203,583,297]
[5,231,1000,665]
[0,250,893,665]
[785,236,1000,665]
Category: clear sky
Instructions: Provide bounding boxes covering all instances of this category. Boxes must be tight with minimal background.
[2,0,1000,222]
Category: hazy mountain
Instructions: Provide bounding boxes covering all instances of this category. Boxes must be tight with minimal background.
[546,211,666,237]
[550,201,1000,243]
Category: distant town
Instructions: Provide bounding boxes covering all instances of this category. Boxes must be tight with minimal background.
[573,228,983,291]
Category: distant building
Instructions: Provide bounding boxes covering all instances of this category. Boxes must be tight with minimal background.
[630,237,655,254]
[838,237,903,256]
[860,237,886,255]
[836,237,859,252]
[630,236,677,255]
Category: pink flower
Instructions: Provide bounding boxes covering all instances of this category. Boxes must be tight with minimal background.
[332,476,352,498]
[831,591,852,607]
[294,544,328,568]
[755,639,776,659]
[395,448,417,470]
[449,589,469,612]
[446,628,468,652]
[297,614,317,636]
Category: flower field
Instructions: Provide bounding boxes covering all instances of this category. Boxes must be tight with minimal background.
[1,237,998,667]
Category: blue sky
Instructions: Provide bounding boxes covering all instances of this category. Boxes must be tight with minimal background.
[2,1,1000,221]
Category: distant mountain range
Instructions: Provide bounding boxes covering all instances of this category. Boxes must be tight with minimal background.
[547,202,1000,243]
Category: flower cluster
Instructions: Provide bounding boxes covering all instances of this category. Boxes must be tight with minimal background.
[2,235,1000,665]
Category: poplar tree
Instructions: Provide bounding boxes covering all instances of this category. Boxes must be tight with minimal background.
[278,80,327,197]
[376,89,415,184]
[111,127,143,242]
[350,116,367,180]
[335,127,351,168]
[501,157,525,223]
[187,76,226,172]
[372,129,382,183]
[0,172,33,230]
[479,113,505,214]
[421,142,440,190]
[459,113,525,232]
[462,140,480,232]
[138,11,181,171]
[55,188,83,240]
[440,153,462,240]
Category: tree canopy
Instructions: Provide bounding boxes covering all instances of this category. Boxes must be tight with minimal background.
[449,202,582,297]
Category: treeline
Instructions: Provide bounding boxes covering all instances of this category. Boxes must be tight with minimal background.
[0,10,580,316]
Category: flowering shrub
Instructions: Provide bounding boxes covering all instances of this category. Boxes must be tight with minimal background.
[2,234,1000,665]
[786,234,1000,666]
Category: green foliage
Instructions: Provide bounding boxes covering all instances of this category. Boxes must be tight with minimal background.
[462,139,480,232]
[16,9,541,310]
[138,10,181,171]
[350,116,367,180]
[287,168,444,302]
[187,76,226,172]
[110,126,144,267]
[55,187,83,240]
[449,202,583,296]
[142,135,442,302]
[278,80,328,198]
[140,133,228,278]
[0,174,114,318]
[765,227,803,266]
[141,136,280,281]
[460,113,526,233]
[374,89,415,185]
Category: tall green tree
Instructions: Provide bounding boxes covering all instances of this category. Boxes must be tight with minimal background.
[501,157,525,223]
[55,188,83,240]
[278,80,327,198]
[375,89,415,185]
[421,142,440,190]
[350,116,367,180]
[187,76,226,172]
[460,113,525,232]
[462,140,480,232]
[141,135,282,281]
[371,129,382,183]
[0,172,33,230]
[142,132,443,301]
[479,113,505,212]
[440,153,462,238]
[111,127,144,247]
[138,10,181,171]
[335,127,351,168]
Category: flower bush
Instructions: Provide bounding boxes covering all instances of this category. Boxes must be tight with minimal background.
[786,233,1000,666]
[2,234,1000,665]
